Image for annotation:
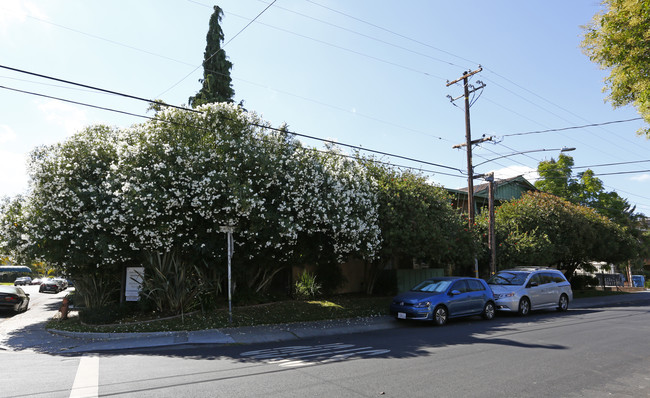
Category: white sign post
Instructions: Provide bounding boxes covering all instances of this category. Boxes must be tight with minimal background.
[125,267,145,302]
[219,226,235,323]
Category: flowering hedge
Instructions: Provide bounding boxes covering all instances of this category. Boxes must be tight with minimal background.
[13,103,383,304]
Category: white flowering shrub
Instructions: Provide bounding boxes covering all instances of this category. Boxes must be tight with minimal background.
[117,103,381,296]
[17,103,381,308]
[0,196,29,263]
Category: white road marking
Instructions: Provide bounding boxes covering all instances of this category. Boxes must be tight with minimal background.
[241,343,390,368]
[69,354,99,398]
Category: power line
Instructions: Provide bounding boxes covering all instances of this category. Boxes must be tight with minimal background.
[0,64,198,114]
[594,169,650,177]
[252,0,465,69]
[0,5,195,68]
[484,67,647,150]
[312,148,466,179]
[223,14,446,80]
[0,85,158,120]
[0,81,465,176]
[303,0,478,67]
[501,117,644,137]
[296,0,645,163]
[574,160,650,170]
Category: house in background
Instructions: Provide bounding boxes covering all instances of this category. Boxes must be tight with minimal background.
[447,175,537,216]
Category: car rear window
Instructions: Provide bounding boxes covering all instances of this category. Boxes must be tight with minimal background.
[488,272,529,285]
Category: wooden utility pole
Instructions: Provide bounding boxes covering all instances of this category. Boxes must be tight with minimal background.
[487,173,496,276]
[447,66,485,228]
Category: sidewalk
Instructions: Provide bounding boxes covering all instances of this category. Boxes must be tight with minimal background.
[52,291,650,353]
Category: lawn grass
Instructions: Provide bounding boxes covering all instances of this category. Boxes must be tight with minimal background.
[47,295,393,334]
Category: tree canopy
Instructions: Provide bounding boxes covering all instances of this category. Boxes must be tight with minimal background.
[535,154,639,225]
[582,0,650,137]
[188,5,235,107]
[491,191,636,278]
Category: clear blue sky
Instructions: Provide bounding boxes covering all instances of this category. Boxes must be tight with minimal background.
[1,0,649,214]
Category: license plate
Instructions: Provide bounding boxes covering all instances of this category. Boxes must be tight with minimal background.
[398,312,406,319]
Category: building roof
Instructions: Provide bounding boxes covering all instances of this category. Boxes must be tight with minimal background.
[454,175,537,200]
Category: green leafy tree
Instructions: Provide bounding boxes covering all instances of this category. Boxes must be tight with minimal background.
[491,191,636,278]
[362,160,478,292]
[581,0,650,137]
[535,154,638,224]
[188,5,235,107]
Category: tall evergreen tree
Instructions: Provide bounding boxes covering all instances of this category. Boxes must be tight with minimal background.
[189,5,235,107]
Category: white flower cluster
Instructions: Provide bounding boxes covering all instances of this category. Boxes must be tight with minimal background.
[16,103,382,274]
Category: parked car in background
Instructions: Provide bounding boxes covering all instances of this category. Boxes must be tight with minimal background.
[488,267,573,316]
[13,277,32,286]
[39,279,61,294]
[632,275,646,288]
[390,276,496,326]
[52,278,68,290]
[30,278,43,285]
[0,286,30,312]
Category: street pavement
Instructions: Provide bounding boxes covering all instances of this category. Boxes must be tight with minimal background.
[3,290,650,354]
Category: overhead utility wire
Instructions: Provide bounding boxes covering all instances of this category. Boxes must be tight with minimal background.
[502,117,644,137]
[0,64,199,114]
[484,67,645,149]
[574,159,650,169]
[0,85,158,121]
[204,67,451,142]
[2,4,453,144]
[0,82,464,176]
[312,148,465,179]
[298,0,637,151]
[296,1,640,158]
[0,5,194,67]
[518,167,650,179]
[223,15,445,80]
[304,0,477,67]
[0,65,462,172]
[251,0,463,69]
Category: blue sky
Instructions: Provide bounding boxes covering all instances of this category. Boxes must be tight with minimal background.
[1,0,649,214]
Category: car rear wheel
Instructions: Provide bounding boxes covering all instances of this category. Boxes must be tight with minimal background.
[433,305,448,326]
[557,294,569,312]
[518,297,530,316]
[482,302,496,320]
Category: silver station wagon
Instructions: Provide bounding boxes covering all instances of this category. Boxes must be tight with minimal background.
[487,267,573,316]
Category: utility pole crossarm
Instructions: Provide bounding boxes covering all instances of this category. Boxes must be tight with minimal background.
[446,66,482,87]
[452,136,493,149]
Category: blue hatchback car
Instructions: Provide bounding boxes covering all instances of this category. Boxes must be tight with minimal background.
[390,276,496,325]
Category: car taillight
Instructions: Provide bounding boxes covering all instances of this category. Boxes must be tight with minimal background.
[4,296,17,301]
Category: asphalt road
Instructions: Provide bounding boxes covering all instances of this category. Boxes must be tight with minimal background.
[1,295,649,397]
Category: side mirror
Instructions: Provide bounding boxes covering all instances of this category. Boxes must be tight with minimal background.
[528,281,538,288]
[450,290,461,296]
